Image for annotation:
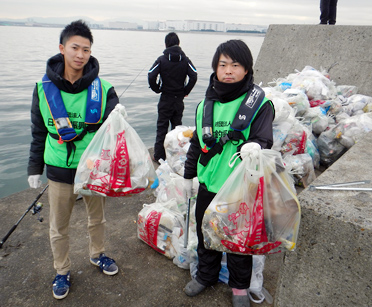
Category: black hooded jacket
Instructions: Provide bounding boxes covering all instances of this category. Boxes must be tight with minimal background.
[27,53,119,184]
[148,45,197,96]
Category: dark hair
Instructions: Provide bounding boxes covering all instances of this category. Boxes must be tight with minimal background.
[59,20,93,45]
[211,40,253,73]
[165,32,180,48]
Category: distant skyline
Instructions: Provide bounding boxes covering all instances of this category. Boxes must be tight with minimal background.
[1,0,371,26]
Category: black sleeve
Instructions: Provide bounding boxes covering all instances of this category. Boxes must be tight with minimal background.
[148,58,161,93]
[27,85,47,176]
[184,58,197,96]
[184,126,201,179]
[241,100,275,150]
[103,86,119,120]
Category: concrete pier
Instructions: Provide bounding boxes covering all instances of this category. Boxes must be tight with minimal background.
[0,149,279,307]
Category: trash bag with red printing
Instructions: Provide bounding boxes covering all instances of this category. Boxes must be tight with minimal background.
[202,149,301,255]
[74,104,156,197]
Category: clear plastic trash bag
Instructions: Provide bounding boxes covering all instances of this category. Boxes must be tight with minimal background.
[317,113,372,166]
[336,85,358,98]
[154,160,199,214]
[164,125,195,176]
[137,199,185,259]
[284,153,316,188]
[282,88,310,116]
[74,104,156,197]
[202,149,301,255]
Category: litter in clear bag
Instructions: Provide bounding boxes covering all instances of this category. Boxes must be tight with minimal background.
[164,125,195,176]
[202,149,300,255]
[137,199,185,259]
[74,104,156,197]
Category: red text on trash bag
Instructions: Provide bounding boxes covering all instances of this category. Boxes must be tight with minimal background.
[110,130,132,189]
[221,240,281,255]
[87,130,133,196]
[86,184,145,197]
[218,177,281,255]
[138,210,166,255]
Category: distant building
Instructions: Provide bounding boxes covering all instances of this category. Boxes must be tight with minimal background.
[145,21,160,30]
[108,21,138,30]
[185,20,225,32]
[165,20,188,31]
[144,19,266,33]
[90,23,103,29]
[226,23,267,33]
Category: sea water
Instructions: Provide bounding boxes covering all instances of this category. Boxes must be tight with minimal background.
[0,26,264,198]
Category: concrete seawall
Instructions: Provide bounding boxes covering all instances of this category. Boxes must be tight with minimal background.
[253,25,372,306]
[276,131,372,306]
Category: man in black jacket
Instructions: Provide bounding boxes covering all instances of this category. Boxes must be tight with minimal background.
[148,32,197,163]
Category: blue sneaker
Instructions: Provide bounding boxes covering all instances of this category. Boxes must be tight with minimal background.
[52,272,71,300]
[90,253,118,275]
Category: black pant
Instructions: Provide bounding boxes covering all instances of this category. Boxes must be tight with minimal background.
[320,0,338,25]
[195,184,253,289]
[154,94,184,161]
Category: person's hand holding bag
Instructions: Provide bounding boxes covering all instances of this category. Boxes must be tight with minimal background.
[240,142,261,160]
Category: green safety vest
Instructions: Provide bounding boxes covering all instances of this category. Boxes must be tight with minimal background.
[37,79,111,168]
[196,94,271,193]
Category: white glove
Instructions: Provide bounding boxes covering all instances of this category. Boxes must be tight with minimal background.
[184,179,193,200]
[28,175,42,189]
[240,142,261,160]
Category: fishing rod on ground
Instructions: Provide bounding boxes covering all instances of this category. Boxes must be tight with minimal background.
[118,66,147,99]
[0,184,48,249]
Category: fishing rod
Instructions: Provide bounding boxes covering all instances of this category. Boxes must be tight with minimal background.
[118,66,147,99]
[0,184,48,248]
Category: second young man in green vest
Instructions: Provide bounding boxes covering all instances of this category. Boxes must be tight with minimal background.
[183,40,275,307]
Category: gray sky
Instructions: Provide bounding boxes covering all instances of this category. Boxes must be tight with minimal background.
[1,0,371,26]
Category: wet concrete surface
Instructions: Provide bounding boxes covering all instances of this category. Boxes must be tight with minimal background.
[0,155,282,307]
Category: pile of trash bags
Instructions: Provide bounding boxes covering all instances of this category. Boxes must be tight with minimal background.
[137,126,274,303]
[267,65,372,186]
[137,126,199,265]
[136,66,372,303]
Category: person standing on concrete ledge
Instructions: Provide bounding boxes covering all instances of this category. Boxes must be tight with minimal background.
[320,0,338,25]
[27,20,119,300]
[183,40,274,307]
[148,32,197,164]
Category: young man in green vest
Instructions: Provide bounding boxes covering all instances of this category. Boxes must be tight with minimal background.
[27,20,119,300]
[183,40,275,307]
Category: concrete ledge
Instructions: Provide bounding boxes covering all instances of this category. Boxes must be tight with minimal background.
[275,131,372,306]
[252,24,372,306]
[254,25,372,96]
